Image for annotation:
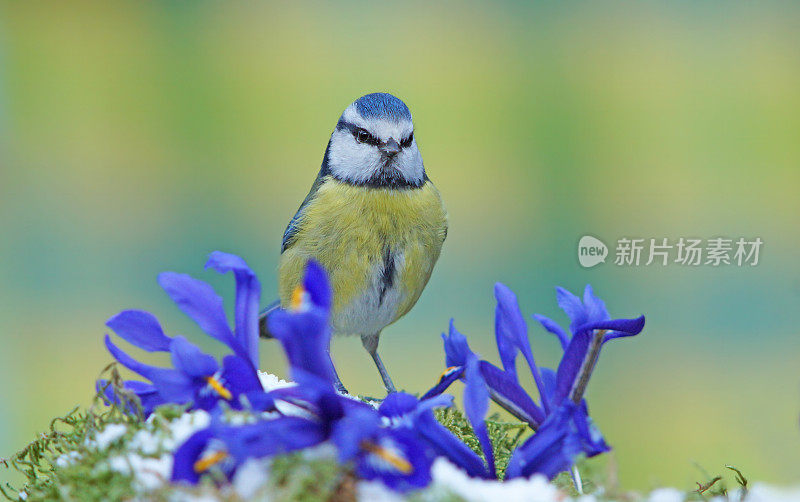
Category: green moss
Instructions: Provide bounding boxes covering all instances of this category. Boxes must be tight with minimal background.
[409,489,468,502]
[0,366,194,502]
[684,464,749,501]
[433,407,527,480]
[433,407,483,458]
[267,452,354,502]
[1,406,135,501]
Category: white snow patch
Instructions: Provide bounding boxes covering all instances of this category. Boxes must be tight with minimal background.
[301,443,338,461]
[17,492,27,501]
[428,458,563,502]
[107,455,130,472]
[108,453,172,491]
[274,400,316,419]
[168,491,223,502]
[165,410,211,449]
[357,480,406,502]
[744,483,800,502]
[98,410,211,493]
[55,450,82,467]
[233,458,271,499]
[258,371,294,391]
[647,487,685,502]
[92,423,127,450]
[129,428,161,456]
[128,410,210,455]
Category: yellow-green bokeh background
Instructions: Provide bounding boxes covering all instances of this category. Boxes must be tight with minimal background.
[1,1,799,491]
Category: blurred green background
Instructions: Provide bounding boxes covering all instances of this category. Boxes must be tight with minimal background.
[1,0,798,491]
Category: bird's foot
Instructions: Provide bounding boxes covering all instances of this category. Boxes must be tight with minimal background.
[333,378,349,396]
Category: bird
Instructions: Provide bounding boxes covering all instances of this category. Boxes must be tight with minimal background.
[259,92,447,395]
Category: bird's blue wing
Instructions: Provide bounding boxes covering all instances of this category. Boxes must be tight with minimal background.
[281,173,326,253]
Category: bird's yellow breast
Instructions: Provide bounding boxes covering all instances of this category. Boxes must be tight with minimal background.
[278,177,447,332]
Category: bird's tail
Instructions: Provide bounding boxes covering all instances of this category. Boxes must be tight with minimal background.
[258,299,281,339]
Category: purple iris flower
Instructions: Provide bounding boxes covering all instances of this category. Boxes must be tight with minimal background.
[266,260,338,387]
[101,249,644,490]
[426,316,544,430]
[172,416,326,484]
[169,261,387,486]
[417,353,502,479]
[96,379,167,417]
[463,355,496,477]
[426,283,644,480]
[378,392,493,479]
[331,406,435,492]
[99,252,264,414]
[504,402,583,480]
[263,260,377,428]
[533,285,645,407]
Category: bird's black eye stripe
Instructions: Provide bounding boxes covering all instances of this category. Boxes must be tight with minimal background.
[336,121,381,146]
[354,128,379,145]
[400,132,414,148]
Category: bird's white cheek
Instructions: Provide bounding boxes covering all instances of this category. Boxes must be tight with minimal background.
[328,136,381,183]
[396,146,425,183]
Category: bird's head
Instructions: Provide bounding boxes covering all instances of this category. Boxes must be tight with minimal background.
[325,93,424,188]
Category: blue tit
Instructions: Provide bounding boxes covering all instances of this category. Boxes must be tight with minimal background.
[259,93,447,394]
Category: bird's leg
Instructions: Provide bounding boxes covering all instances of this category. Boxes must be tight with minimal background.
[333,378,348,395]
[328,346,349,395]
[361,333,396,394]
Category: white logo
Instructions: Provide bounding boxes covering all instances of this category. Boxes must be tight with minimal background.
[578,236,608,268]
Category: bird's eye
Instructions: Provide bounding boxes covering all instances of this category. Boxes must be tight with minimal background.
[400,132,414,148]
[355,128,372,144]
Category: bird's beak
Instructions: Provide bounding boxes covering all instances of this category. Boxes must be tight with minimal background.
[379,138,401,158]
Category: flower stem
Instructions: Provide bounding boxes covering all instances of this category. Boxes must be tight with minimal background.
[569,330,606,404]
[571,464,584,494]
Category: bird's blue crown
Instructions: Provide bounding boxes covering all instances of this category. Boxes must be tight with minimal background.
[353,93,412,122]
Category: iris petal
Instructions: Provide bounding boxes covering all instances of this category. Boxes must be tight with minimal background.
[577,316,646,338]
[106,310,172,352]
[96,379,166,416]
[414,411,487,478]
[224,418,325,461]
[494,283,525,380]
[303,260,332,310]
[170,336,218,378]
[158,272,241,355]
[171,428,216,484]
[220,355,262,400]
[582,285,609,323]
[556,287,587,332]
[505,403,583,480]
[104,334,166,381]
[355,428,434,493]
[463,355,495,478]
[574,400,610,457]
[105,334,200,404]
[540,367,557,400]
[268,309,336,384]
[442,320,474,368]
[552,330,591,405]
[420,365,463,400]
[331,407,382,462]
[379,392,422,418]
[493,284,550,412]
[532,314,569,351]
[479,361,544,428]
[205,251,261,369]
[148,368,197,403]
